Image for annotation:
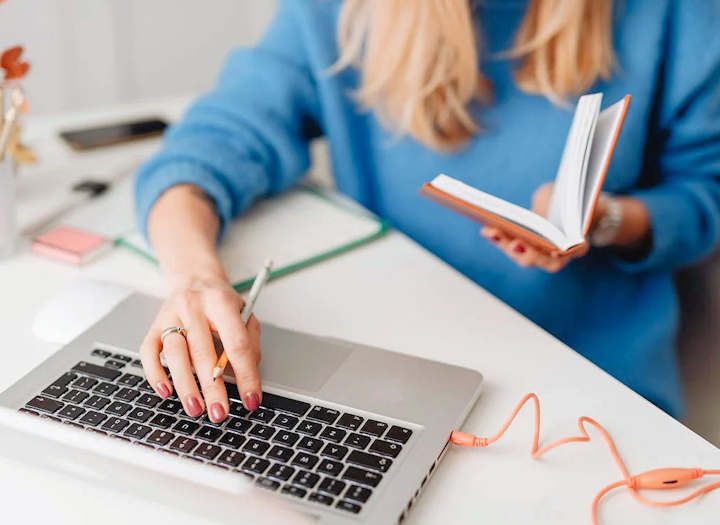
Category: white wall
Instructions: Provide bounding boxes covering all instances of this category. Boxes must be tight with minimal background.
[1,0,277,115]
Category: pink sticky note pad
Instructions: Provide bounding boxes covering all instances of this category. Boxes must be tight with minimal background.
[32,226,112,265]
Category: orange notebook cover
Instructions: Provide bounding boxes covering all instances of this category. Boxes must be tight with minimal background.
[420,94,631,256]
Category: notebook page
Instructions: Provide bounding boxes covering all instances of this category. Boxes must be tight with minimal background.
[121,188,383,283]
[546,94,602,240]
[430,175,573,250]
[581,97,630,230]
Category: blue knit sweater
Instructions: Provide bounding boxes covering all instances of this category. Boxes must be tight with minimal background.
[135,0,720,416]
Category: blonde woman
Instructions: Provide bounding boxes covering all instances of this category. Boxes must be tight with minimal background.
[135,0,720,421]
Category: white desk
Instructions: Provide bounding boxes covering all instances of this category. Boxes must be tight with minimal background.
[1,98,719,525]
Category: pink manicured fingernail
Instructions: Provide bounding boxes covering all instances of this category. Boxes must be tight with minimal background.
[185,395,203,417]
[209,402,226,422]
[514,244,526,254]
[245,392,260,411]
[156,382,171,398]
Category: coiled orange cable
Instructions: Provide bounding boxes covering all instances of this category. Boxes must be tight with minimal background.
[450,393,720,524]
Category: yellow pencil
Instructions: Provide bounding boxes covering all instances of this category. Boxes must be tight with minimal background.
[212,259,273,381]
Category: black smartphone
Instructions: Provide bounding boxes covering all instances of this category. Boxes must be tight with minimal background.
[59,117,169,151]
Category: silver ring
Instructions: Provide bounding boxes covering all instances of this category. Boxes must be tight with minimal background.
[160,326,187,345]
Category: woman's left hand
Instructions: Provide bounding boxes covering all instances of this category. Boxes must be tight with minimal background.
[480,182,593,273]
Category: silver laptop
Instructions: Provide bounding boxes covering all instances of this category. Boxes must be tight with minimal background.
[0,292,482,524]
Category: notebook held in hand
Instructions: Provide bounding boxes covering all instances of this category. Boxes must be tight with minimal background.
[420,93,631,256]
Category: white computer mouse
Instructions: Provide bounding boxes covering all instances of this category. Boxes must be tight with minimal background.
[32,279,134,345]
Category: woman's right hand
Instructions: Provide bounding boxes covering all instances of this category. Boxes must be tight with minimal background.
[140,275,262,423]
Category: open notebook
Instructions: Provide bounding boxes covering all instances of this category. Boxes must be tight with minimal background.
[118,187,388,290]
[421,94,631,254]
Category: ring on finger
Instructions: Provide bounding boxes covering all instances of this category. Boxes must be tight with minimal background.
[161,326,187,345]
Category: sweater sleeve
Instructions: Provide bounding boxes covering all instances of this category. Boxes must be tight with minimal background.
[134,0,323,238]
[613,0,720,272]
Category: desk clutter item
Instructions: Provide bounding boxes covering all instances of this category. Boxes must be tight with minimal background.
[33,226,113,265]
[118,186,389,291]
[451,393,720,525]
[422,93,630,255]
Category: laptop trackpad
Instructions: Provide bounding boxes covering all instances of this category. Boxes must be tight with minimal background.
[256,324,352,393]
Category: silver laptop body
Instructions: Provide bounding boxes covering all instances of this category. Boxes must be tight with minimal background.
[0,292,483,524]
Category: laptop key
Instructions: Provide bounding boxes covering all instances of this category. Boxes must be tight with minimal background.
[336,500,362,514]
[136,393,161,408]
[307,406,340,425]
[106,401,132,417]
[345,432,371,450]
[261,392,310,417]
[296,420,322,436]
[319,426,347,443]
[343,466,382,487]
[226,417,252,434]
[243,439,270,456]
[217,449,246,468]
[282,485,307,498]
[297,436,323,453]
[293,470,320,489]
[112,354,132,363]
[318,477,346,496]
[347,450,392,473]
[193,443,222,460]
[26,396,63,414]
[84,395,110,410]
[118,373,142,387]
[272,413,299,430]
[248,423,275,440]
[267,463,295,481]
[169,436,197,452]
[308,492,334,506]
[131,359,143,368]
[127,407,153,423]
[321,443,349,461]
[63,389,89,404]
[137,380,154,392]
[91,349,112,359]
[149,413,177,429]
[229,401,248,418]
[386,425,413,444]
[197,425,223,442]
[256,477,280,491]
[157,399,183,414]
[79,410,107,427]
[272,430,300,447]
[72,377,98,391]
[336,413,364,431]
[72,362,120,381]
[317,459,344,477]
[42,384,68,399]
[218,432,246,449]
[345,484,372,503]
[249,408,275,424]
[105,359,127,370]
[173,419,201,435]
[148,431,176,447]
[292,452,319,469]
[267,445,294,463]
[94,382,119,396]
[125,423,152,439]
[114,388,140,403]
[369,439,402,458]
[101,417,129,433]
[359,419,388,438]
[243,456,270,475]
[18,408,39,416]
[57,404,85,420]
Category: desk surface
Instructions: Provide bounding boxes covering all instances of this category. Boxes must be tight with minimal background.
[1,98,718,525]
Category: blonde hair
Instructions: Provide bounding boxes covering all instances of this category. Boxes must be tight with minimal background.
[334,0,615,150]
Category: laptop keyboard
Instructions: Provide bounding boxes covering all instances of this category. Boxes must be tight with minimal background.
[18,348,414,516]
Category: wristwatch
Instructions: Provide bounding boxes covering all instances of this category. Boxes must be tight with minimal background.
[590,193,623,247]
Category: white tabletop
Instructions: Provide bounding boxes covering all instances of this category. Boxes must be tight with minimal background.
[1,98,719,525]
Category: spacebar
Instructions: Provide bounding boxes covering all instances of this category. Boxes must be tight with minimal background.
[261,392,310,416]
